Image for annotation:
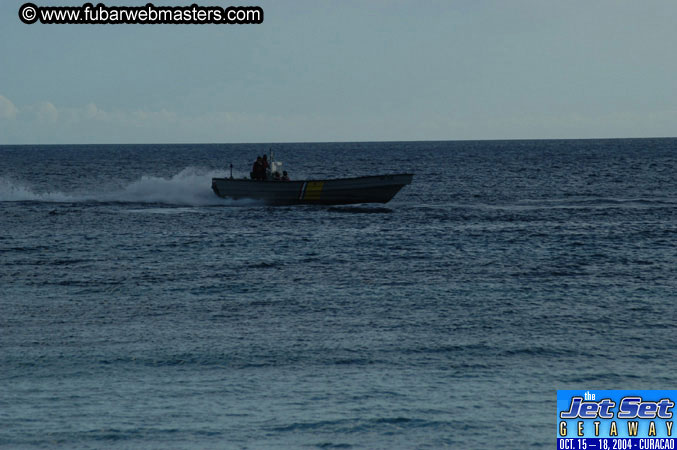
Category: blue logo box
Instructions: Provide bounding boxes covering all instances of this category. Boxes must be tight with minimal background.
[558,390,677,442]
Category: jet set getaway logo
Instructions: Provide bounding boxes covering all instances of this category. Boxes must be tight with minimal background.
[558,391,677,450]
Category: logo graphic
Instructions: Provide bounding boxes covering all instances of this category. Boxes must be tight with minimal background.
[557,390,676,449]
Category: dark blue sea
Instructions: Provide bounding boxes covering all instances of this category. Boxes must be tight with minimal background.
[1,139,676,449]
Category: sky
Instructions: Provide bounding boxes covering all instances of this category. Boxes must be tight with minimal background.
[1,0,677,144]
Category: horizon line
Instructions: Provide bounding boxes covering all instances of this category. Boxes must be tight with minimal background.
[1,135,676,146]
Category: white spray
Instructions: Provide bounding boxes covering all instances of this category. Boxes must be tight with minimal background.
[0,167,254,206]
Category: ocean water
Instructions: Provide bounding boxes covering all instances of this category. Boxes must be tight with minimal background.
[1,139,676,449]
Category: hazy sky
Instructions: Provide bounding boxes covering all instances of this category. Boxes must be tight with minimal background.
[2,0,677,144]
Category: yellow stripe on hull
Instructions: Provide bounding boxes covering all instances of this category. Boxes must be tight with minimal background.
[303,182,324,200]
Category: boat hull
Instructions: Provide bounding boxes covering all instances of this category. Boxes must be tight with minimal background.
[211,174,413,205]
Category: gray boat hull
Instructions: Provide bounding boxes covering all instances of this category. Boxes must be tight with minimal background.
[211,174,413,205]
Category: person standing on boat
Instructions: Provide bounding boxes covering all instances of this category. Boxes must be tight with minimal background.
[252,156,263,180]
[251,156,258,180]
[261,154,270,180]
[281,171,290,181]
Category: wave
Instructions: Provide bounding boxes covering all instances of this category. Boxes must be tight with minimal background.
[0,177,78,203]
[428,197,677,212]
[0,167,257,206]
[516,196,677,207]
[327,206,393,214]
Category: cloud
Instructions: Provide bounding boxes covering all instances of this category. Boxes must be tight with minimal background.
[2,96,677,144]
[0,94,18,120]
[37,102,59,123]
[84,102,103,120]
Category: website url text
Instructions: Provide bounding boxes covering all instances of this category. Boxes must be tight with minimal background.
[19,2,264,25]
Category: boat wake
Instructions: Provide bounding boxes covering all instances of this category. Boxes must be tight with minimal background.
[0,167,255,206]
[327,206,393,214]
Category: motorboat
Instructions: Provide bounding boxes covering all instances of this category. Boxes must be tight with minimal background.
[211,153,413,205]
